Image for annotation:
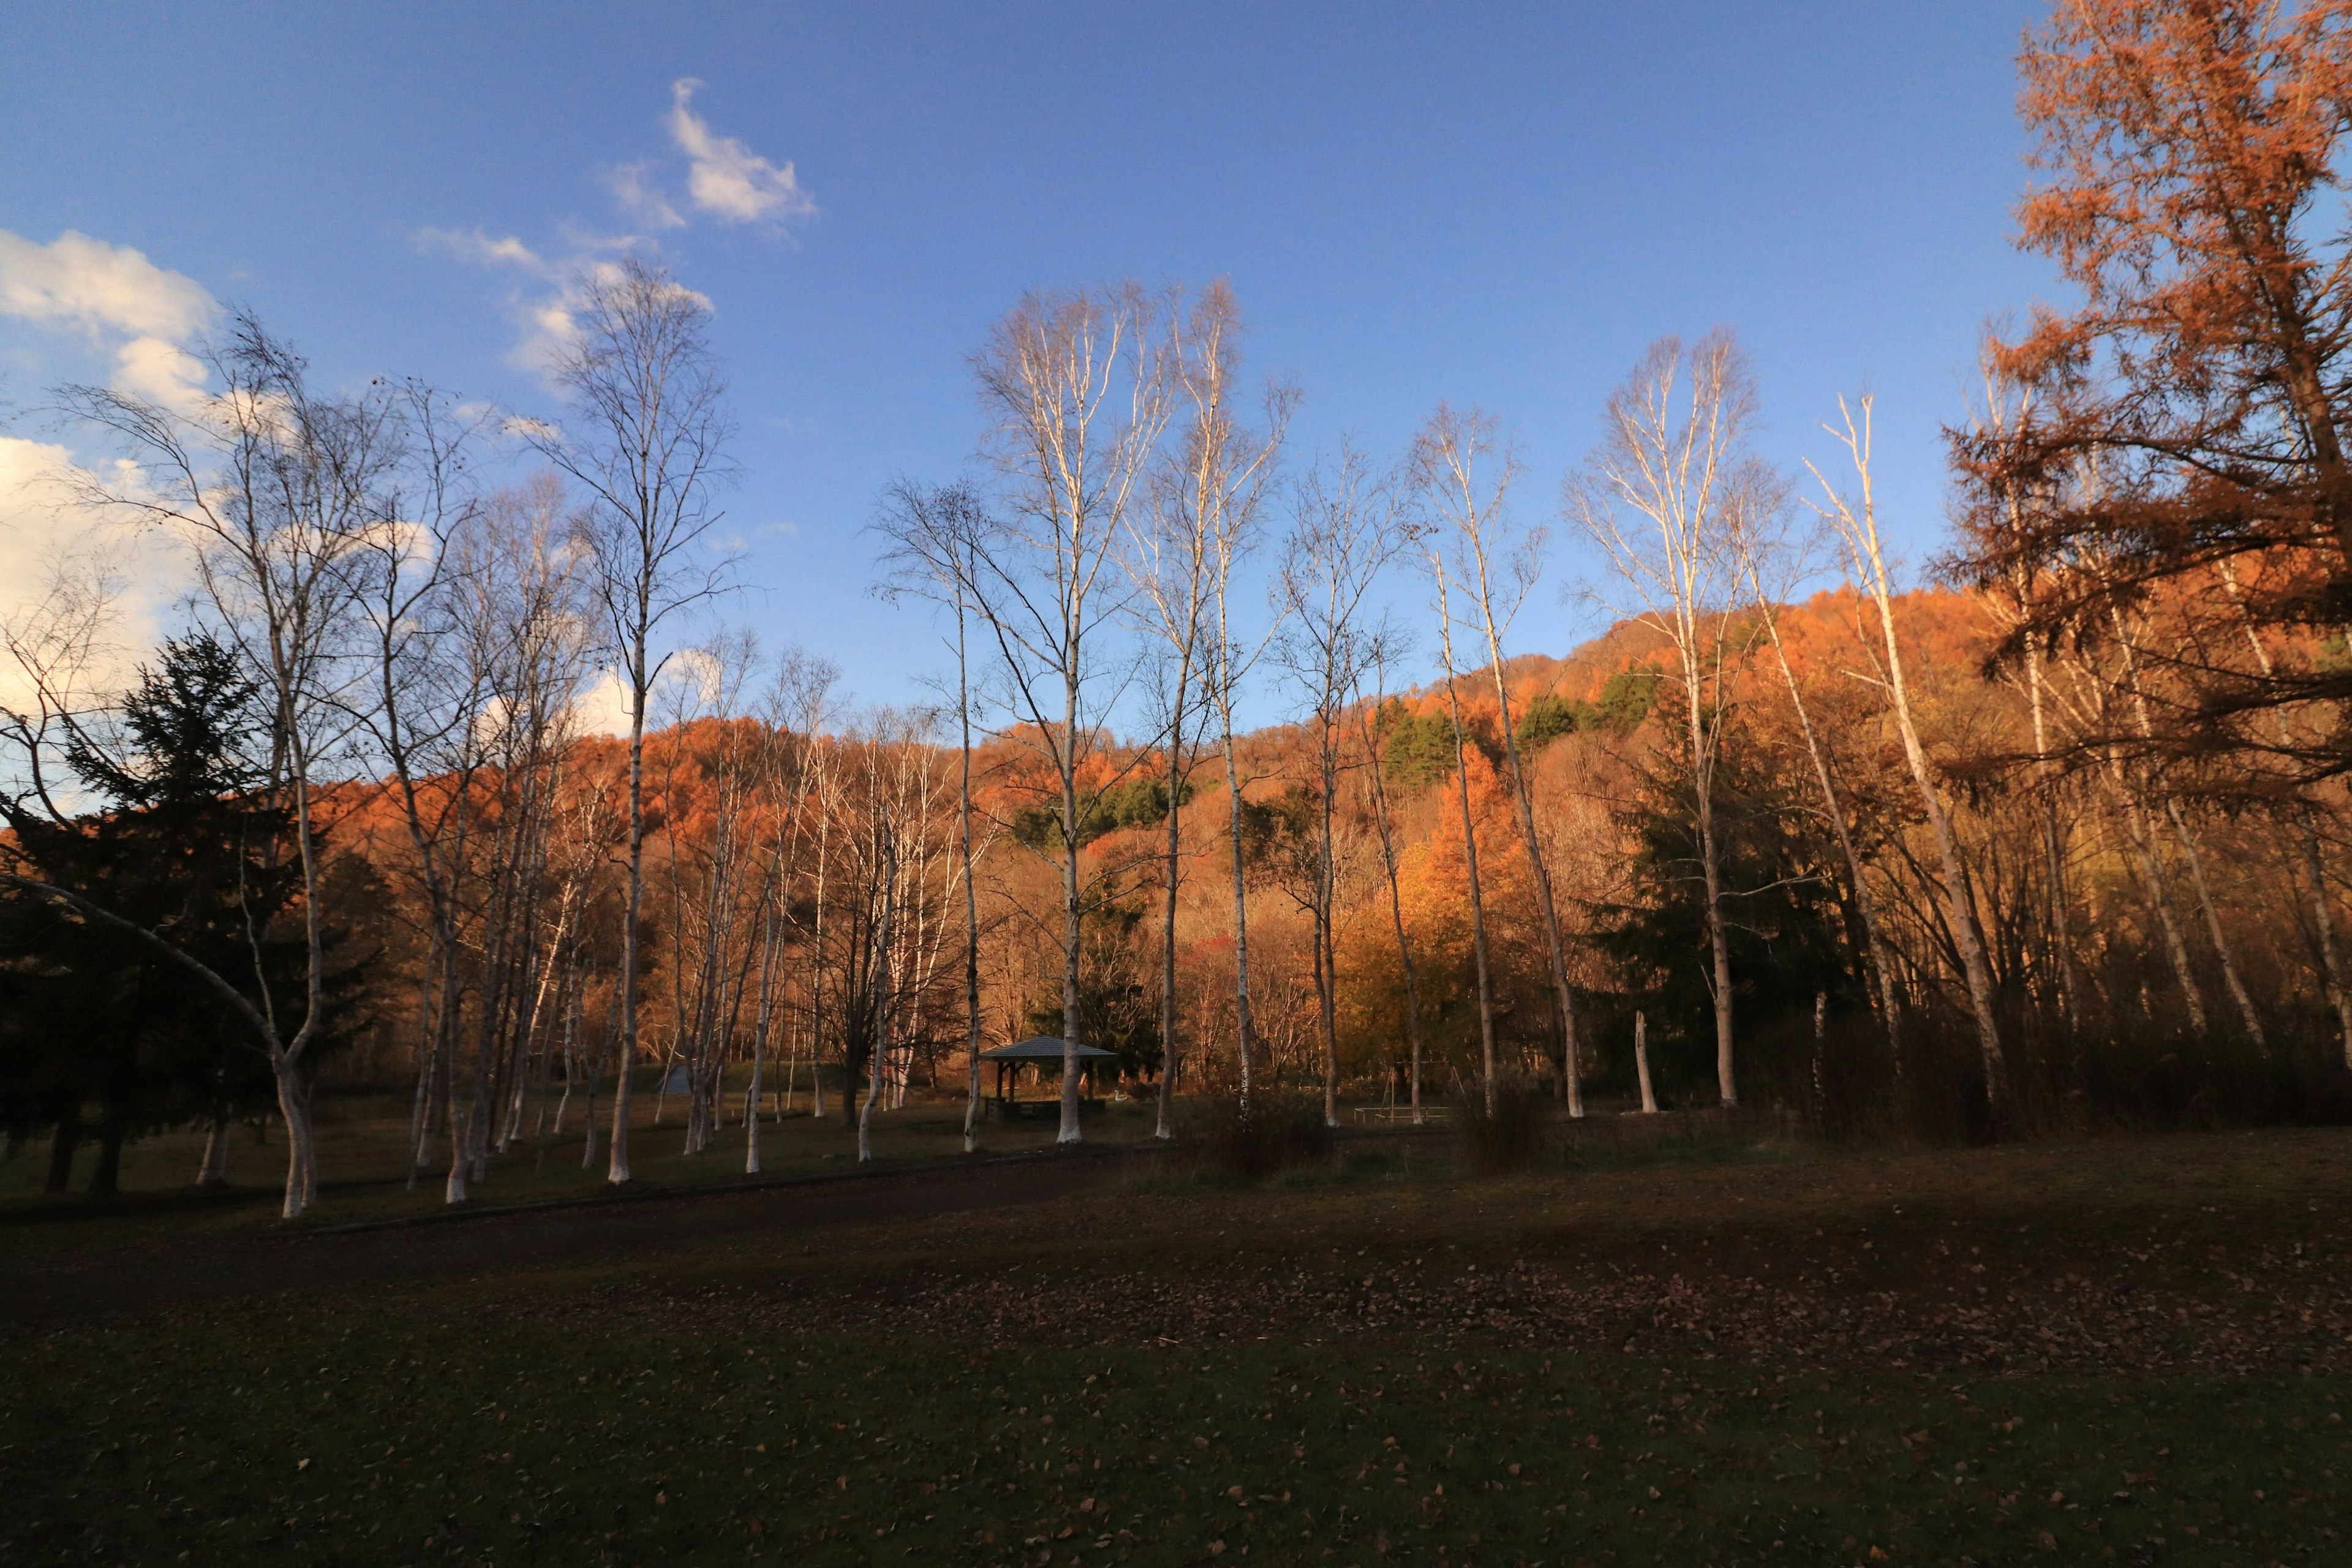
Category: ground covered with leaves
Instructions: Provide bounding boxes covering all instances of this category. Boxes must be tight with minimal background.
[4,1127,2350,1566]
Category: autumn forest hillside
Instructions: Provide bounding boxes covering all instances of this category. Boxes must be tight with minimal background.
[282,565,2352,1193]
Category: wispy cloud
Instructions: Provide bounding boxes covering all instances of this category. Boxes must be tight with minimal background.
[417,78,810,374]
[0,434,186,710]
[413,226,549,274]
[0,228,217,413]
[0,228,214,342]
[605,162,684,231]
[666,78,816,227]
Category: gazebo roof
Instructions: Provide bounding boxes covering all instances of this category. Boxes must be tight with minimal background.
[978,1035,1118,1063]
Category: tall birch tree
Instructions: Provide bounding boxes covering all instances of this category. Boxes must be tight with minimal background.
[1415,407,1586,1114]
[532,258,734,1186]
[1168,282,1294,1117]
[1569,334,1766,1108]
[1811,395,2010,1120]
[1276,444,1401,1125]
[960,285,1169,1144]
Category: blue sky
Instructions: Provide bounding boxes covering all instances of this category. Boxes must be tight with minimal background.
[2,1,2056,719]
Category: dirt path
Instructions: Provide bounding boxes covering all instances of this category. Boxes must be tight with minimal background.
[0,1148,1137,1329]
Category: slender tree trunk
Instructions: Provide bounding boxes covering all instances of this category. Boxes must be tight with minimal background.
[2294,808,2352,1068]
[44,1115,80,1194]
[1811,990,1827,1130]
[2021,631,2080,1035]
[1360,717,1427,1125]
[1686,674,1738,1109]
[2165,800,2266,1048]
[1829,410,2006,1121]
[1218,698,1262,1114]
[1472,601,1584,1115]
[2111,612,2260,1045]
[273,1058,318,1221]
[196,1104,230,1187]
[403,959,438,1193]
[1058,662,1085,1146]
[1755,600,1902,1066]
[71,1113,115,1194]
[609,670,649,1185]
[2222,561,2352,1060]
[1157,753,1185,1140]
[2109,765,2207,1031]
[1316,712,1342,1125]
[746,899,776,1174]
[1431,577,1497,1115]
[959,608,987,1154]
[859,841,898,1164]
[809,797,832,1121]
[1857,562,2005,1118]
[1634,1012,1656,1115]
[445,1088,472,1205]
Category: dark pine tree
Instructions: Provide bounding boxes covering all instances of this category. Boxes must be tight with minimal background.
[0,634,343,1194]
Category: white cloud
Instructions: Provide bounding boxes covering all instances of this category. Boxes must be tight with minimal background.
[605,162,685,231]
[413,227,549,274]
[516,293,584,375]
[418,78,806,374]
[111,335,209,413]
[667,79,816,226]
[570,649,739,739]
[572,668,633,738]
[0,435,187,714]
[0,229,215,342]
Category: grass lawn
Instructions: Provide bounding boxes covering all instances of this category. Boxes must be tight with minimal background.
[4,1123,2350,1566]
[0,1075,1169,1241]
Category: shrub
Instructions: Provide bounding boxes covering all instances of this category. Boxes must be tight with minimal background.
[1452,1079,1551,1175]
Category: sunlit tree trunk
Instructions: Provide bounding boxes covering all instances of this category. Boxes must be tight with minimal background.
[1748,578,1902,1068]
[1216,677,1260,1112]
[1429,556,1498,1115]
[2220,560,2348,1058]
[1356,701,1427,1125]
[1570,340,1766,1109]
[2111,610,2263,1046]
[1814,398,2007,1120]
[1414,411,1586,1115]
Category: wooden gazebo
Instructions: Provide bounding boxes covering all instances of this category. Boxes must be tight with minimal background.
[978,1036,1118,1119]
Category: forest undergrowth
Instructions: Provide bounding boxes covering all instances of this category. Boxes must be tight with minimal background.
[5,1128,2351,1566]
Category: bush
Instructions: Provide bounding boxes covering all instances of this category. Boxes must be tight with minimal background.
[1452,1079,1551,1175]
[1187,1091,1333,1181]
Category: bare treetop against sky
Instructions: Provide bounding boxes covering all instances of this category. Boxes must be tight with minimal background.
[2,2,2049,707]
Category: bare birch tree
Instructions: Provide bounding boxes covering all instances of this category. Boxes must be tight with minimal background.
[1352,636,1429,1122]
[1123,459,1219,1140]
[1809,395,2008,1120]
[1170,283,1294,1117]
[1734,513,1904,1064]
[878,481,998,1150]
[1422,530,1499,1114]
[1415,406,1586,1114]
[532,257,734,1185]
[1569,334,1765,1109]
[960,285,1170,1143]
[1276,443,1402,1124]
[35,317,392,1216]
[742,649,834,1170]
